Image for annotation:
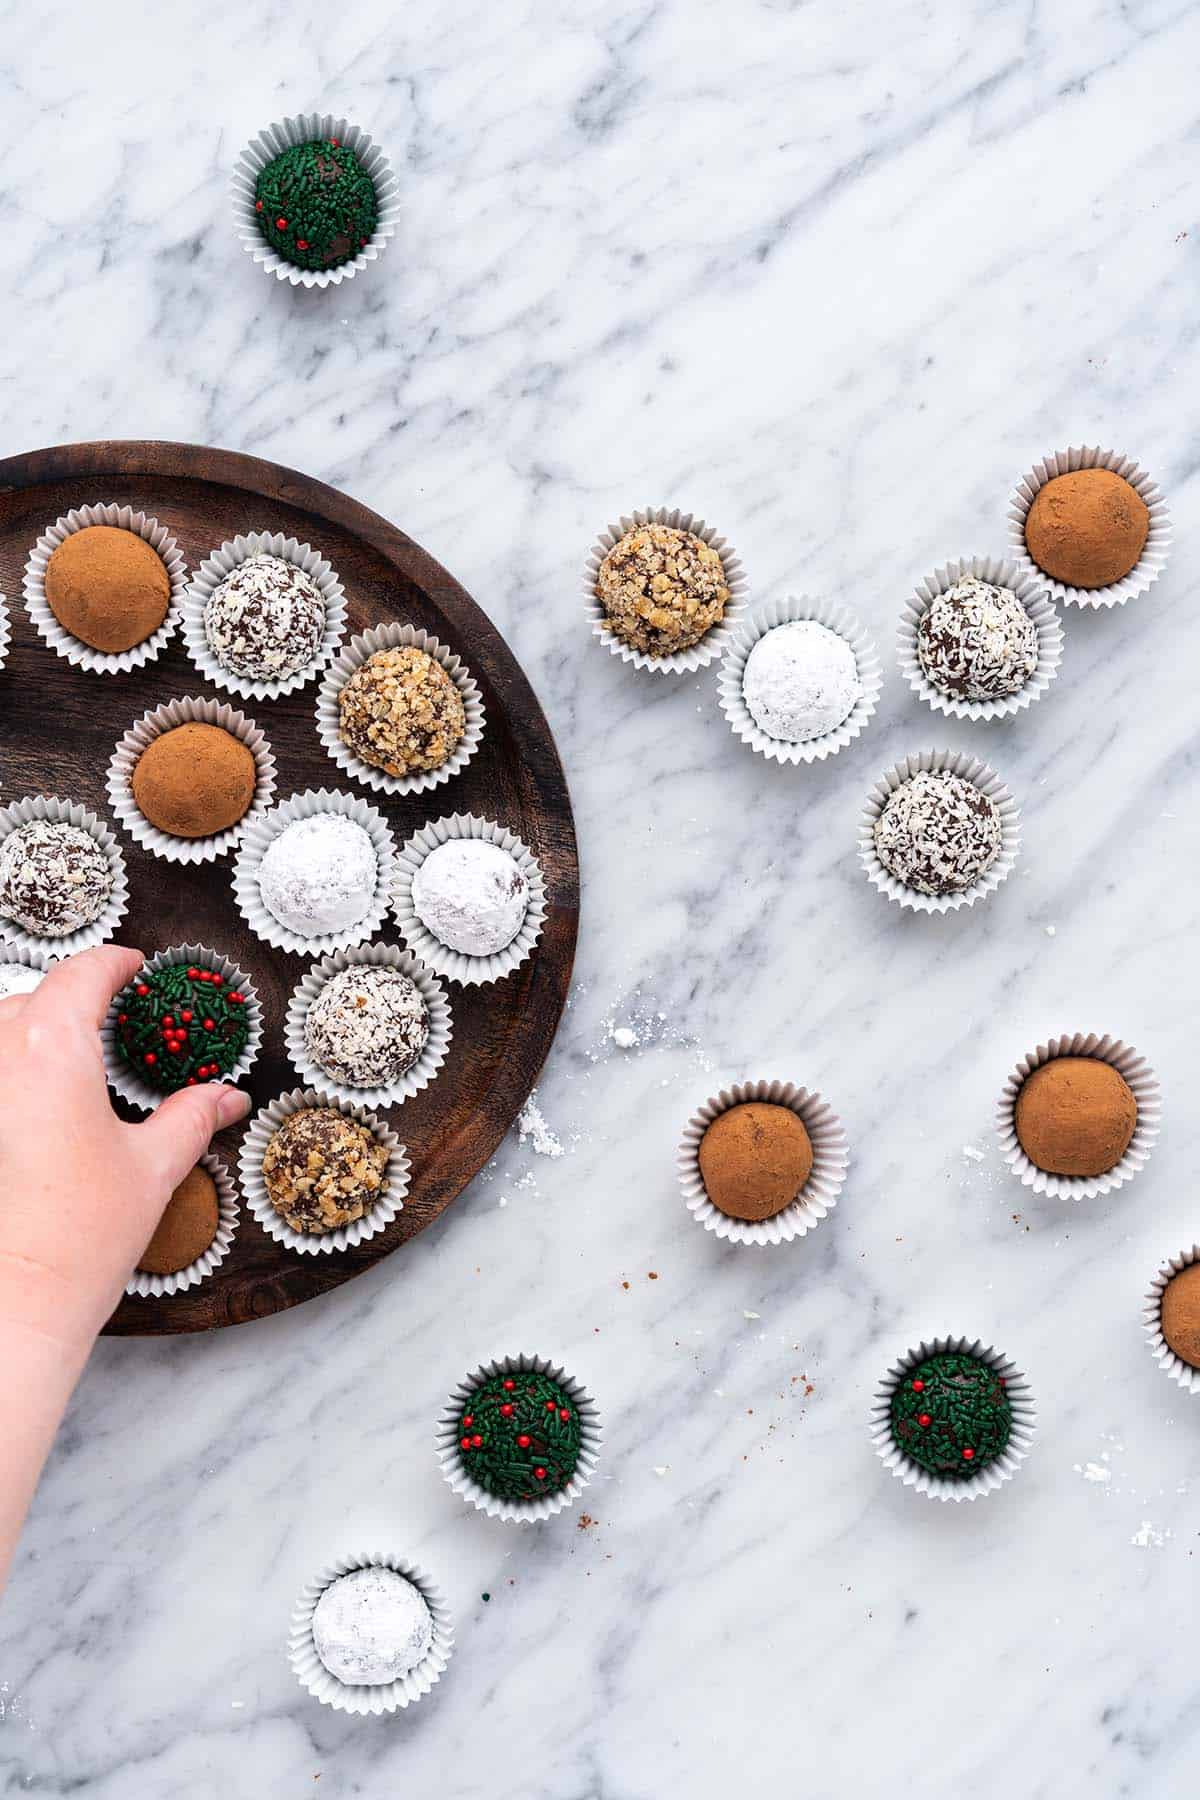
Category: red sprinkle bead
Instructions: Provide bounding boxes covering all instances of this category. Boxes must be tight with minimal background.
[296,239,310,250]
[187,968,200,979]
[962,1447,975,1461]
[136,983,149,997]
[918,1413,932,1428]
[203,1019,215,1031]
[533,1467,547,1481]
[462,1415,473,1428]
[186,1077,197,1087]
[517,1434,531,1449]
[559,1409,571,1421]
[329,137,340,147]
[503,1379,516,1391]
[143,1052,156,1066]
[255,199,263,212]
[180,1010,193,1023]
[228,992,244,1004]
[162,1015,174,1028]
[545,1400,557,1412]
[460,1436,471,1450]
[211,974,223,985]
[911,1380,925,1393]
[117,1013,127,1025]
[170,1043,184,1056]
[471,1434,483,1449]
[275,217,288,231]
[500,1404,514,1418]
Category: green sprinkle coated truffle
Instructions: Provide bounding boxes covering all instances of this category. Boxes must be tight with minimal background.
[115,962,250,1094]
[457,1371,582,1504]
[889,1350,1011,1479]
[254,139,378,271]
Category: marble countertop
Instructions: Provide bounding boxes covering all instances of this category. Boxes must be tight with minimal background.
[3,2,1198,1795]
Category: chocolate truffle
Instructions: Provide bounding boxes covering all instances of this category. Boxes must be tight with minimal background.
[1160,1265,1200,1370]
[411,839,530,957]
[338,647,466,779]
[1024,468,1149,589]
[132,723,257,840]
[597,523,730,657]
[917,577,1038,701]
[1014,1056,1136,1177]
[0,964,44,999]
[114,962,251,1094]
[742,620,861,742]
[203,553,325,683]
[137,1163,220,1275]
[890,1352,1011,1479]
[304,967,429,1089]
[0,820,112,938]
[313,1568,432,1686]
[698,1102,814,1222]
[873,770,1001,896]
[455,1369,582,1503]
[43,525,171,654]
[262,1107,389,1234]
[254,138,378,272]
[258,814,378,938]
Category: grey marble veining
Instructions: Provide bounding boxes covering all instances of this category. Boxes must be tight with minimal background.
[1,1,1199,1794]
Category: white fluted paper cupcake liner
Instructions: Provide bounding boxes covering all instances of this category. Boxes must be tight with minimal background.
[0,794,129,958]
[436,1353,602,1524]
[233,787,397,957]
[316,622,485,798]
[288,1550,454,1715]
[101,942,263,1114]
[995,1032,1161,1201]
[239,1087,408,1255]
[1008,445,1171,609]
[870,1335,1036,1503]
[23,502,187,674]
[858,747,1020,914]
[284,942,452,1109]
[125,1151,238,1300]
[677,1078,848,1246]
[106,696,277,865]
[231,112,400,290]
[0,594,10,673]
[585,506,748,674]
[897,556,1063,722]
[716,594,881,764]
[390,813,547,985]
[182,531,348,701]
[1144,1246,1200,1395]
[0,940,51,989]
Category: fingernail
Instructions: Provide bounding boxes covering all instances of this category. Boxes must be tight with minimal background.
[216,1086,251,1128]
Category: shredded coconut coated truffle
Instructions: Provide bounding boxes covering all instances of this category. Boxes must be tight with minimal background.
[916,577,1038,702]
[204,553,326,682]
[873,770,1002,896]
[304,966,429,1088]
[0,820,112,938]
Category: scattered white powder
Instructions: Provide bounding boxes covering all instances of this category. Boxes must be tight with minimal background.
[517,1090,564,1158]
[962,1145,985,1163]
[612,1026,638,1049]
[1073,1462,1112,1484]
[652,1466,669,1478]
[1131,1521,1169,1549]
[1045,924,1057,938]
[743,1310,760,1320]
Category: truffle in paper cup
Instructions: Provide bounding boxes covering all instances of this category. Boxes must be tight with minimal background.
[585,506,748,674]
[0,794,129,958]
[858,747,1020,915]
[897,556,1063,723]
[288,1550,453,1715]
[0,593,10,672]
[23,502,187,675]
[231,112,400,290]
[391,812,547,986]
[995,1031,1161,1201]
[125,1152,238,1300]
[106,696,277,865]
[284,942,452,1109]
[716,595,881,764]
[182,531,348,701]
[239,1087,408,1256]
[1144,1247,1200,1395]
[870,1335,1036,1502]
[233,788,397,957]
[677,1078,848,1247]
[1008,445,1171,610]
[316,621,485,798]
[0,940,50,994]
[101,943,263,1114]
[436,1353,601,1524]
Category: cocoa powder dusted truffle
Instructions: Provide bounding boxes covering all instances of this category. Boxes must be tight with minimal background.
[873,770,1001,896]
[262,1106,389,1234]
[203,553,325,683]
[304,967,429,1089]
[1014,1057,1137,1178]
[131,723,258,840]
[597,523,729,657]
[137,1163,220,1275]
[44,526,171,654]
[338,647,466,778]
[698,1102,814,1222]
[1024,468,1149,589]
[917,577,1038,702]
[0,820,112,938]
[1160,1265,1200,1371]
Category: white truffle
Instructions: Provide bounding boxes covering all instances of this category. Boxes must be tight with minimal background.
[312,1567,432,1687]
[203,553,325,682]
[304,966,429,1088]
[0,964,44,999]
[258,815,377,938]
[742,621,861,743]
[412,839,529,957]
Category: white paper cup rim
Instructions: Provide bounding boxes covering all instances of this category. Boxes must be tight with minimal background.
[1007,445,1171,609]
[870,1335,1036,1502]
[125,1151,239,1299]
[1144,1246,1200,1395]
[288,1550,454,1714]
[101,942,263,1114]
[232,787,398,956]
[238,1086,409,1255]
[995,1032,1161,1200]
[436,1353,602,1523]
[283,943,452,1109]
[897,556,1064,723]
[22,502,187,674]
[390,813,547,985]
[585,507,748,674]
[106,696,277,865]
[677,1079,849,1246]
[0,794,129,958]
[182,531,348,701]
[858,748,1020,914]
[0,594,10,672]
[716,595,881,763]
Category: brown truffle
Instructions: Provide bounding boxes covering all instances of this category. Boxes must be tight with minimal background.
[698,1102,814,1221]
[44,526,171,653]
[137,1163,220,1275]
[1024,469,1149,589]
[1161,1265,1200,1370]
[131,723,257,839]
[1014,1057,1137,1178]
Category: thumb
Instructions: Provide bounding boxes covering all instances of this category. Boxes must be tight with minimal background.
[133,1084,251,1192]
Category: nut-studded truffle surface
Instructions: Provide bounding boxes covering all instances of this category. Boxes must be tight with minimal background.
[596,523,729,656]
[304,966,430,1088]
[0,820,112,937]
[337,647,466,778]
[203,553,325,681]
[916,577,1038,701]
[873,770,1001,896]
[262,1106,389,1234]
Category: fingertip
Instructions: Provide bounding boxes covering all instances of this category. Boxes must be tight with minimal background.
[215,1085,251,1130]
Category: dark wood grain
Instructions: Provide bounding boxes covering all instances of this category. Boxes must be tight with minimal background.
[0,441,579,1336]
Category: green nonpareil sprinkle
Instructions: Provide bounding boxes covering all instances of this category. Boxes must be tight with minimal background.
[889,1350,1012,1480]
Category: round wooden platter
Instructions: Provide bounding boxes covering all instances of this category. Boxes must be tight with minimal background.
[0,441,579,1336]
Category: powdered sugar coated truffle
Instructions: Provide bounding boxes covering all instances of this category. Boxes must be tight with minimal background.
[917,576,1038,702]
[873,770,1001,896]
[0,964,45,999]
[204,553,325,682]
[259,814,377,938]
[304,966,429,1088]
[742,621,861,743]
[412,839,530,957]
[312,1566,433,1686]
[0,820,113,938]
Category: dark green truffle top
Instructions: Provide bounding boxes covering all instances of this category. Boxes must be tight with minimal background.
[115,962,250,1094]
[889,1351,1011,1479]
[254,139,378,271]
[457,1371,582,1503]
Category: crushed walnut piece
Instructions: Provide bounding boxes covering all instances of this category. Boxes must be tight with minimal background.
[338,646,466,777]
[262,1107,389,1234]
[596,523,729,656]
